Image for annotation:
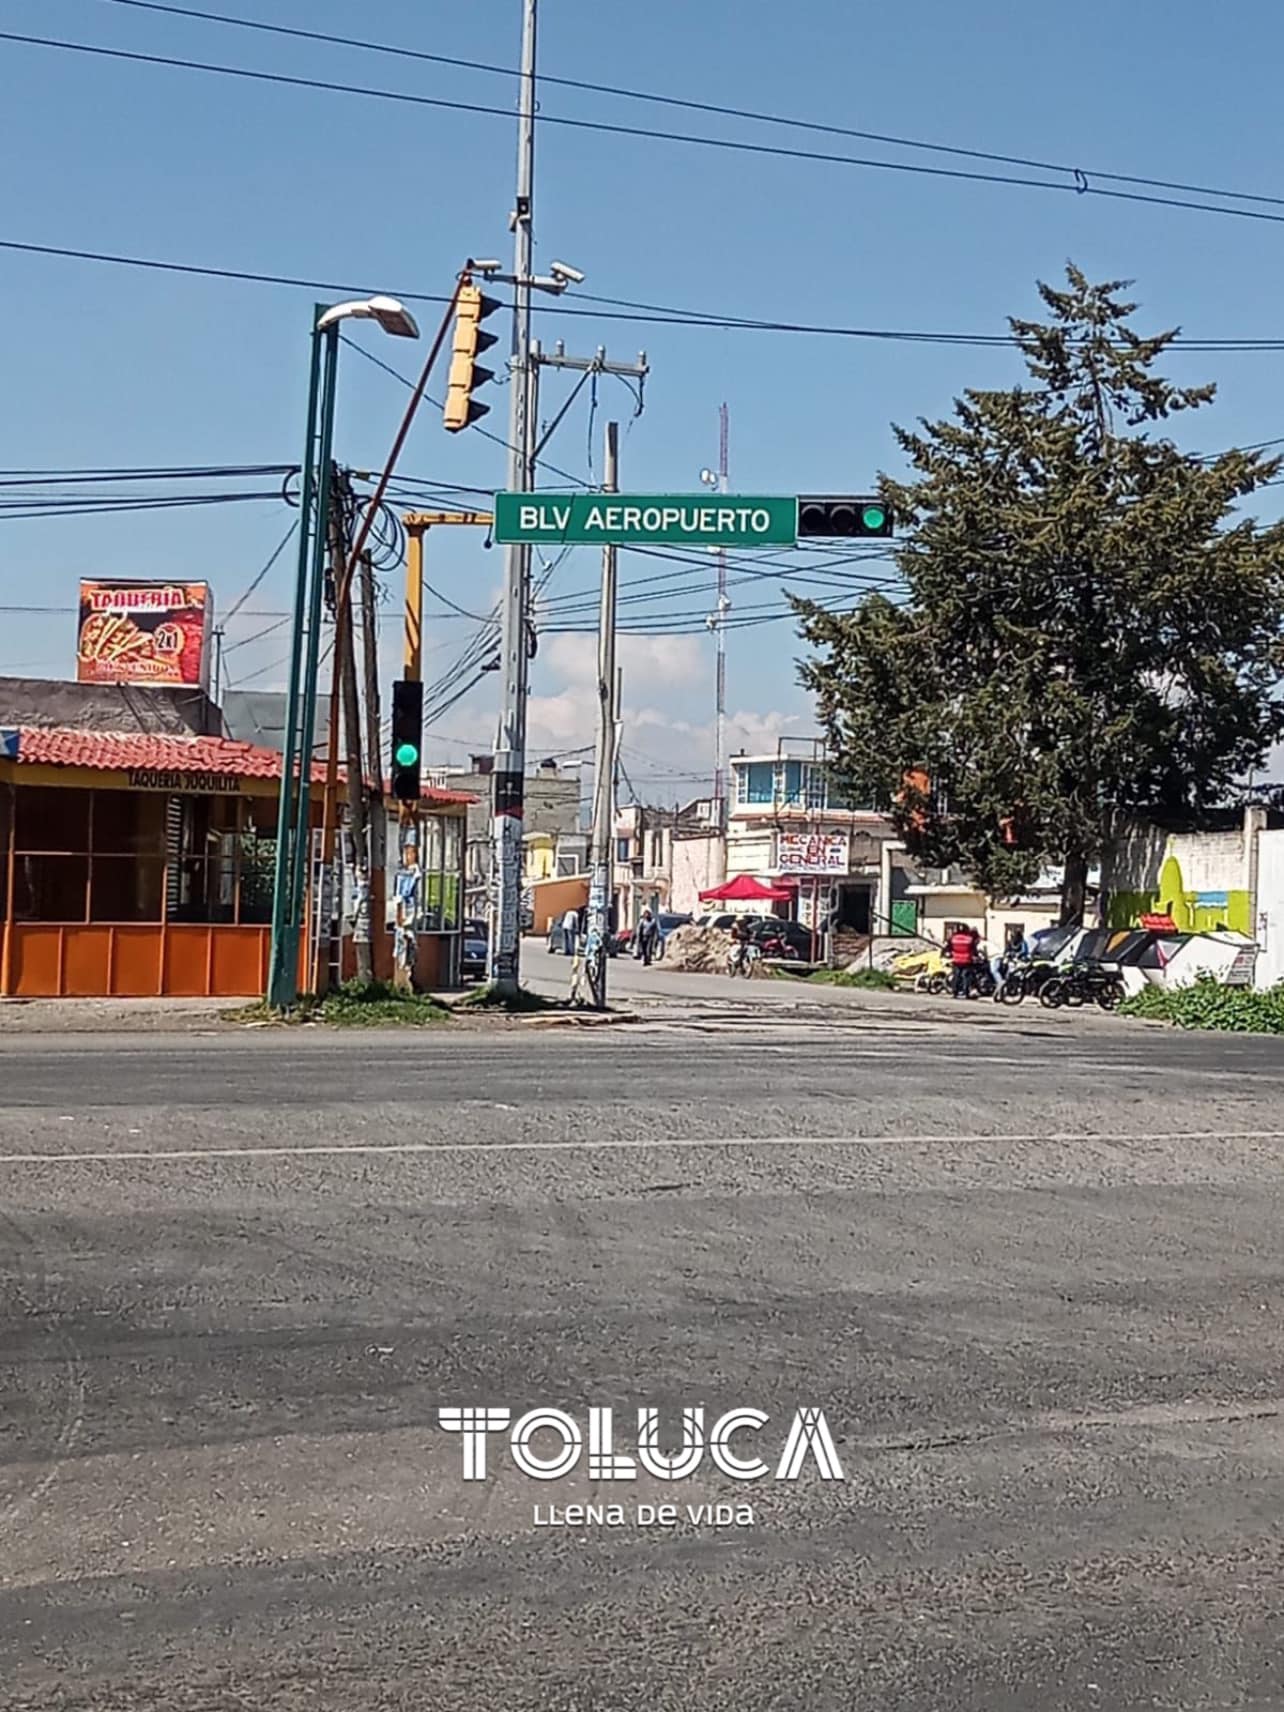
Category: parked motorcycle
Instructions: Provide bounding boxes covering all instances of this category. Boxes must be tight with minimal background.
[993,956,1058,1006]
[1040,960,1125,1012]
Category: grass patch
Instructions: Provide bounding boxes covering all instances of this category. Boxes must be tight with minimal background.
[1119,975,1284,1034]
[227,981,449,1028]
[805,967,899,991]
[320,980,450,1027]
[454,982,563,1013]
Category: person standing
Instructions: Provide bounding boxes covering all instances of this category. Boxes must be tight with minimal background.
[393,840,423,989]
[560,905,580,960]
[947,921,979,999]
[637,908,660,968]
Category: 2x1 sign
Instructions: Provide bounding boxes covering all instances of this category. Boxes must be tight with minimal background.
[493,492,798,548]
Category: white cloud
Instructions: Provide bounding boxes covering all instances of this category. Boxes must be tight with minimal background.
[539,630,704,690]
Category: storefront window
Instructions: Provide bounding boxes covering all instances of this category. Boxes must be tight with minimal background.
[5,784,293,927]
[14,786,90,853]
[91,791,167,855]
[91,856,165,923]
[0,786,11,923]
[13,854,89,922]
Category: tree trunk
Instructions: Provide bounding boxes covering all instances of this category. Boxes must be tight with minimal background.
[1059,849,1089,927]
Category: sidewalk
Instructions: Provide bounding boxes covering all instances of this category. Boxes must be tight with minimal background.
[0,995,236,1033]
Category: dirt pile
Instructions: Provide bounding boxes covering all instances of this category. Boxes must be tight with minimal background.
[661,924,733,974]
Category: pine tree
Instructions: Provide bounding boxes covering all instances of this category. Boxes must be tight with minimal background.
[797,266,1284,924]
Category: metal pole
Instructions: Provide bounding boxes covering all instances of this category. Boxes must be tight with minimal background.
[267,309,324,1008]
[587,422,620,1009]
[285,326,340,988]
[404,525,424,681]
[714,402,729,831]
[360,549,387,979]
[490,0,538,995]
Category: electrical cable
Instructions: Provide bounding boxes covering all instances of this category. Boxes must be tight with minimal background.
[109,0,1284,214]
[341,336,591,489]
[222,517,298,622]
[12,27,1284,232]
[9,235,1284,354]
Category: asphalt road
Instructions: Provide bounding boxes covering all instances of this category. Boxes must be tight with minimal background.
[2,1022,1284,1710]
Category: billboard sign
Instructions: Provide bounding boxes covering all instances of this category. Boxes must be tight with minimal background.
[776,831,849,874]
[76,580,213,688]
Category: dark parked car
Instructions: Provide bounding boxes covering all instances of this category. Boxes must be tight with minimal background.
[461,918,488,979]
[747,917,817,959]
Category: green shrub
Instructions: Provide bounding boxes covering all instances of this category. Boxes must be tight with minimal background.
[807,967,898,991]
[320,980,450,1027]
[1120,975,1284,1034]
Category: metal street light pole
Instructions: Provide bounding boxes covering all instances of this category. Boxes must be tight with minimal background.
[267,297,419,1010]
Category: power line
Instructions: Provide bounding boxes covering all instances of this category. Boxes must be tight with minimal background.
[222,518,298,622]
[8,233,1284,356]
[341,336,590,489]
[60,5,1284,218]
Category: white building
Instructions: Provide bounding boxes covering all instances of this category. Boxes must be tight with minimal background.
[726,740,912,951]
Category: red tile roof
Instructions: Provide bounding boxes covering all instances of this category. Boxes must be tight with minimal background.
[9,725,475,806]
[14,725,304,779]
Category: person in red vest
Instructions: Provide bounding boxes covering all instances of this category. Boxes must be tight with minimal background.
[947,921,981,999]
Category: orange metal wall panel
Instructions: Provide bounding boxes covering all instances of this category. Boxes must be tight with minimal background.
[63,927,112,997]
[415,934,445,988]
[210,928,267,997]
[111,927,163,996]
[163,926,213,997]
[10,926,62,997]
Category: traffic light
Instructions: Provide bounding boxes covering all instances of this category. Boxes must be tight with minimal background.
[797,496,893,538]
[443,283,501,432]
[390,678,423,803]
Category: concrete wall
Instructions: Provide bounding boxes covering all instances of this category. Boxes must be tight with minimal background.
[528,874,589,934]
[1257,829,1284,990]
[671,833,725,915]
[1105,820,1254,936]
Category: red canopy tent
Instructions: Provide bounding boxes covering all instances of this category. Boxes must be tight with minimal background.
[698,873,795,903]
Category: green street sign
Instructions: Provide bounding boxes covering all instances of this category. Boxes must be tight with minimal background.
[494,492,798,548]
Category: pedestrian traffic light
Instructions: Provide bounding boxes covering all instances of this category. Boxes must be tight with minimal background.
[443,283,501,433]
[390,678,423,803]
[797,496,893,538]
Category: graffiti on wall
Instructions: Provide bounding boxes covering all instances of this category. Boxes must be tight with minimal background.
[1109,851,1250,935]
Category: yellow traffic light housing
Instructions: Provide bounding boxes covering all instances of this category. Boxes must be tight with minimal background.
[443,283,501,433]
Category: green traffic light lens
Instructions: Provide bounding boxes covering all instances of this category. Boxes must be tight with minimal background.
[861,505,887,532]
[394,742,419,767]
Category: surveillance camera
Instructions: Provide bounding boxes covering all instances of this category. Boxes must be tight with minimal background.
[549,260,586,285]
[469,258,502,275]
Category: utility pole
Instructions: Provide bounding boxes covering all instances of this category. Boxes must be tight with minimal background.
[586,421,620,1009]
[490,0,539,995]
[702,404,731,830]
[339,517,371,985]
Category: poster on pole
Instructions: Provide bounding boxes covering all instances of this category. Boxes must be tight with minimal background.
[776,831,849,874]
[76,580,213,688]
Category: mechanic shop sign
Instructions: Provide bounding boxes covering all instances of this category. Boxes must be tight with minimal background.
[776,831,849,874]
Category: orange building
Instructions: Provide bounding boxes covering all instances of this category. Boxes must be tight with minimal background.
[0,723,470,999]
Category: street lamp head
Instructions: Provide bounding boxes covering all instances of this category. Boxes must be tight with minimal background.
[316,295,420,338]
[549,260,586,285]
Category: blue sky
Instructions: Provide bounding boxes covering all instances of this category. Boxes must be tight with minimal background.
[4,0,1284,795]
